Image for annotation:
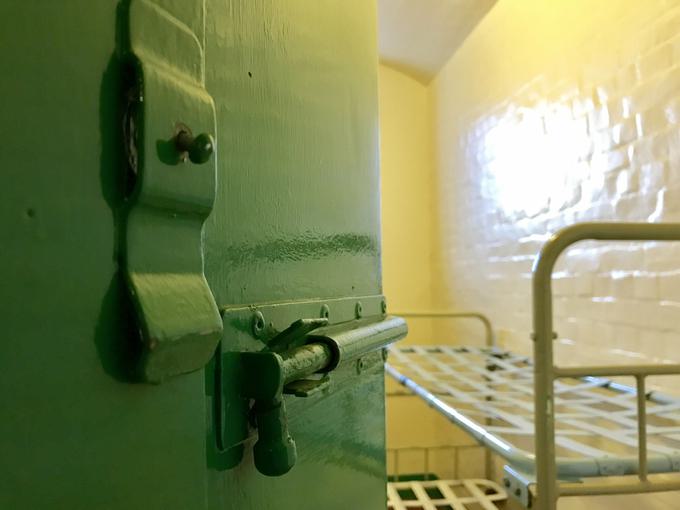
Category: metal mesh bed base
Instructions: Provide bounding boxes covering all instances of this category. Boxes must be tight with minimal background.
[386,345,680,481]
[387,479,507,510]
[388,223,680,507]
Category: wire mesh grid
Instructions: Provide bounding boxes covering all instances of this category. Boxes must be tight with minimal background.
[387,478,507,510]
[386,345,680,462]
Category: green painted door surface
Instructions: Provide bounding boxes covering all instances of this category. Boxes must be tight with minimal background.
[0,1,384,509]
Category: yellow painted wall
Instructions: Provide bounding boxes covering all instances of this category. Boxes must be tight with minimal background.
[380,0,680,506]
[379,64,434,325]
[379,64,486,480]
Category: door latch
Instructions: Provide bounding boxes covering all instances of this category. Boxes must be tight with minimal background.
[232,315,407,476]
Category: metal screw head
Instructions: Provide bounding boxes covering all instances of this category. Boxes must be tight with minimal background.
[252,311,266,338]
[355,301,363,319]
[514,489,521,497]
[381,299,387,314]
[356,358,366,374]
[188,133,215,164]
[320,304,330,320]
[175,128,215,164]
[503,478,510,488]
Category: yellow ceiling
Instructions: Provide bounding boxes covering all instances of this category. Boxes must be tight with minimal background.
[378,0,497,83]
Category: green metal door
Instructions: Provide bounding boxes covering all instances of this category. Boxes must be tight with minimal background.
[0,1,392,509]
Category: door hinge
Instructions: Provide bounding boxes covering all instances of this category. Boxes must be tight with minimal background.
[123,0,222,383]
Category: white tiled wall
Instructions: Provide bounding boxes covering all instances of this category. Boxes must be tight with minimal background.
[431,0,680,394]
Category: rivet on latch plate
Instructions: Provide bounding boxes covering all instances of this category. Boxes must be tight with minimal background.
[320,304,330,319]
[252,311,266,338]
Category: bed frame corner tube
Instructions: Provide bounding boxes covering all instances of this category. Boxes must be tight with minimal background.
[532,221,680,510]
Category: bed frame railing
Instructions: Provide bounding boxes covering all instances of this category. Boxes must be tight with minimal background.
[391,311,496,348]
[390,222,680,509]
[533,222,680,507]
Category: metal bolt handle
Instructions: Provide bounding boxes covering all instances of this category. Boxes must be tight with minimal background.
[175,130,215,164]
[252,397,297,477]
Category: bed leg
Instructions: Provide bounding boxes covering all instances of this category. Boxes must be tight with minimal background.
[533,237,561,509]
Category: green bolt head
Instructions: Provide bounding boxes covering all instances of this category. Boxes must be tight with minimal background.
[188,133,215,164]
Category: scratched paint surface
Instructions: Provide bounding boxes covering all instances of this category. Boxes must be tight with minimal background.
[203,1,385,509]
[203,0,381,306]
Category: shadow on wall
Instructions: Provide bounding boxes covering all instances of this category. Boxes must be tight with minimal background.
[95,0,143,383]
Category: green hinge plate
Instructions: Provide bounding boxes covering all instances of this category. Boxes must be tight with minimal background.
[124,0,222,383]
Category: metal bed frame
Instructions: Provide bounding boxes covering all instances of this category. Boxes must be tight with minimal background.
[386,445,508,509]
[386,222,680,509]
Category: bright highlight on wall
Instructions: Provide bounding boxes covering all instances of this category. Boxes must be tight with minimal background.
[432,0,680,378]
[480,103,588,218]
